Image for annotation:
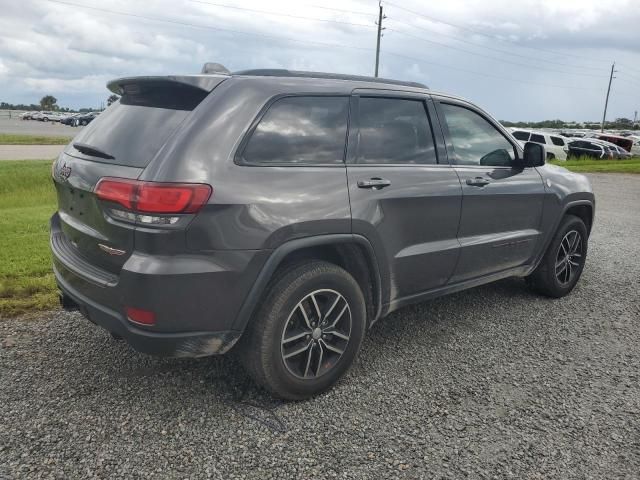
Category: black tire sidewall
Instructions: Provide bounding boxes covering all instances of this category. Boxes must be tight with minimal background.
[258,263,366,399]
[542,216,588,296]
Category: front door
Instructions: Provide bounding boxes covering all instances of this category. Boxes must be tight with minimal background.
[346,92,462,304]
[434,99,546,283]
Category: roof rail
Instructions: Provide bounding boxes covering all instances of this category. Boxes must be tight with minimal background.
[233,69,428,89]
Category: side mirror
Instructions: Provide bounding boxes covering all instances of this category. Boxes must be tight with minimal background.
[522,141,546,167]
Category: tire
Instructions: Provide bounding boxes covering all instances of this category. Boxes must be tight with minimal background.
[43,117,49,122]
[238,261,367,400]
[81,120,87,126]
[546,152,556,160]
[526,215,588,298]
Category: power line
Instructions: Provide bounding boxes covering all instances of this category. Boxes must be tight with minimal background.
[386,17,606,73]
[385,27,609,78]
[42,0,616,94]
[44,0,375,52]
[187,0,376,29]
[305,3,374,17]
[383,0,610,66]
[380,49,602,92]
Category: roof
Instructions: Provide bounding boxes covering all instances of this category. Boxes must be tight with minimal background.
[232,69,428,89]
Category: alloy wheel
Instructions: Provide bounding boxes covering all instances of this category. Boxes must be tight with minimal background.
[555,230,583,285]
[280,289,352,379]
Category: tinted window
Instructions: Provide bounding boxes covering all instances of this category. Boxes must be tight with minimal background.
[530,133,546,144]
[242,96,348,164]
[440,103,515,166]
[551,136,565,146]
[513,131,530,141]
[70,83,209,168]
[355,97,436,164]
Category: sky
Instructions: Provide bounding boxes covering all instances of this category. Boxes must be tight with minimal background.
[1,0,639,121]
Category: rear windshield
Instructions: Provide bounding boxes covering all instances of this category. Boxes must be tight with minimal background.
[69,83,209,168]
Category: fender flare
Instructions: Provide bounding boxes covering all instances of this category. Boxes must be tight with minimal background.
[528,198,595,274]
[231,234,383,332]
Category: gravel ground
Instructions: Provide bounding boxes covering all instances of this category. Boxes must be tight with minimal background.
[1,173,639,479]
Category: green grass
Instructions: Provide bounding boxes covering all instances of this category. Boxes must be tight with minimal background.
[0,133,72,145]
[550,156,640,173]
[0,160,57,318]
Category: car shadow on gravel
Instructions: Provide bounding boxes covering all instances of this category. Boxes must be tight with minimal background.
[34,277,537,432]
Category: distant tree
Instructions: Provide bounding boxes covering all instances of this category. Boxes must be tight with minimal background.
[614,117,633,126]
[40,95,58,110]
[107,94,120,106]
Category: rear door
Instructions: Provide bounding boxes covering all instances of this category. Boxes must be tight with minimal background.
[52,78,222,274]
[433,97,545,283]
[346,91,462,303]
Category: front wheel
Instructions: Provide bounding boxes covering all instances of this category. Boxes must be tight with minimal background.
[526,215,588,297]
[238,261,366,400]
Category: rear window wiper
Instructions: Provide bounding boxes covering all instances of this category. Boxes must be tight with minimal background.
[73,142,115,160]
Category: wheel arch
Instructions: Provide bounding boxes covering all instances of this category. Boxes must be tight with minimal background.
[232,234,384,334]
[564,201,594,235]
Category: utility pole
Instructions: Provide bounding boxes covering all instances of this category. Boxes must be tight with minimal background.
[374,3,385,77]
[601,62,616,132]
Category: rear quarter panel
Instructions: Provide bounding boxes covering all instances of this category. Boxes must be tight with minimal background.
[142,78,353,251]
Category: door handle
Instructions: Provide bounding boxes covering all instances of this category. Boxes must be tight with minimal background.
[357,178,392,190]
[466,177,491,187]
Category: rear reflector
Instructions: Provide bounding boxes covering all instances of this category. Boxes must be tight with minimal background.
[95,178,212,214]
[125,307,156,326]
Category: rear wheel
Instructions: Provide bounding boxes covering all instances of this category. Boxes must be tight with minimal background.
[239,261,366,400]
[527,215,588,297]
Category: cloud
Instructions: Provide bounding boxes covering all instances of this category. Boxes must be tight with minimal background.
[0,0,638,120]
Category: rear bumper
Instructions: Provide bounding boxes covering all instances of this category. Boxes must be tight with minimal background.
[55,269,240,357]
[50,213,269,357]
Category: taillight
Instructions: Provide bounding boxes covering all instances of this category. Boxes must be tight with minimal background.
[125,307,156,326]
[95,178,212,214]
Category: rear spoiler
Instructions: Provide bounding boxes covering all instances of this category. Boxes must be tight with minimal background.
[107,75,228,95]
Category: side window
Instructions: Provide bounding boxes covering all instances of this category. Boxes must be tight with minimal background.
[512,131,530,141]
[440,103,515,167]
[355,97,437,164]
[551,136,565,146]
[530,133,546,144]
[241,96,348,165]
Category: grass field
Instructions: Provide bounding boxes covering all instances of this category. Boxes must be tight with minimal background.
[0,133,72,145]
[0,160,57,317]
[550,156,640,173]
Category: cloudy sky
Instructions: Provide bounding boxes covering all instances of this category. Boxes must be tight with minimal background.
[1,0,639,121]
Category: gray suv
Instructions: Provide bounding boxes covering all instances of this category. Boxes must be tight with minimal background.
[51,67,595,399]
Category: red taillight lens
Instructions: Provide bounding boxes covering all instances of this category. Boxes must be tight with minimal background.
[95,178,136,210]
[95,178,212,214]
[136,183,212,213]
[125,307,156,326]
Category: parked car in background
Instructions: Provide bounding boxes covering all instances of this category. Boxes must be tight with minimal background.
[72,112,99,127]
[612,145,632,159]
[567,139,610,159]
[60,113,81,126]
[20,112,35,120]
[510,129,569,160]
[51,66,595,399]
[39,112,63,122]
[589,133,633,152]
[30,111,45,121]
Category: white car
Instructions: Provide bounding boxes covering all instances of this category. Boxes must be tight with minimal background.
[39,112,63,122]
[510,129,569,161]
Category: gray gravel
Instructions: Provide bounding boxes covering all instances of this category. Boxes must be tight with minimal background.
[1,173,639,479]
